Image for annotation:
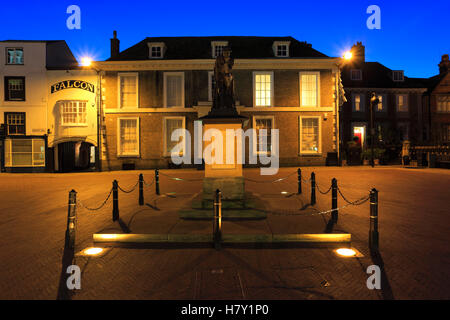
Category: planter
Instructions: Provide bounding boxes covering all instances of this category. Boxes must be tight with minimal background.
[363,159,369,165]
[374,159,380,165]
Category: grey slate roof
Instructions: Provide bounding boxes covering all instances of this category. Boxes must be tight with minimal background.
[342,61,429,89]
[107,36,329,61]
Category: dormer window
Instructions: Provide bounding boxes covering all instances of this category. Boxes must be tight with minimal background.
[350,69,362,81]
[393,70,404,82]
[148,42,166,59]
[273,41,290,57]
[211,41,228,58]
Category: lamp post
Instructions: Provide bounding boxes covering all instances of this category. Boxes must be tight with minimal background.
[336,51,353,166]
[370,92,380,168]
[82,59,102,172]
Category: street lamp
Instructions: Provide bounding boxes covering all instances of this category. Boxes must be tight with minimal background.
[370,92,380,168]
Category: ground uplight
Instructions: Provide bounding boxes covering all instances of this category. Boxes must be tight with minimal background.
[336,248,357,257]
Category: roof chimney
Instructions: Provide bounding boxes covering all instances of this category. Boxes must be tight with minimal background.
[439,54,449,74]
[351,42,365,64]
[110,31,120,59]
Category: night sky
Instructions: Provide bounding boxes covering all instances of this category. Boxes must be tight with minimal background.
[0,0,448,78]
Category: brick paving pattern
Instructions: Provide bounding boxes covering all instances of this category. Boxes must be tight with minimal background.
[0,166,449,299]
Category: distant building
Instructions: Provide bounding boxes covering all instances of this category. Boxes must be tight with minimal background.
[340,42,429,162]
[425,54,450,144]
[95,33,343,171]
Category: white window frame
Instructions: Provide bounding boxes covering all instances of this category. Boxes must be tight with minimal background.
[208,71,215,102]
[350,69,362,81]
[437,95,450,113]
[148,42,165,59]
[396,94,409,112]
[375,94,386,112]
[252,116,275,156]
[273,41,291,57]
[117,72,139,109]
[6,47,24,65]
[393,71,404,82]
[299,116,322,155]
[59,100,88,126]
[4,138,45,167]
[253,71,274,107]
[117,117,140,157]
[352,93,365,112]
[163,72,185,108]
[163,116,186,157]
[299,71,320,107]
[211,41,228,58]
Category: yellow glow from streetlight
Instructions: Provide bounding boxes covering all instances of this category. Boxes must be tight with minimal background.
[83,247,104,255]
[336,248,357,257]
[343,51,353,60]
[80,57,93,67]
[99,234,117,240]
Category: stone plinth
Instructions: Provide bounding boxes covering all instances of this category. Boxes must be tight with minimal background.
[201,116,247,201]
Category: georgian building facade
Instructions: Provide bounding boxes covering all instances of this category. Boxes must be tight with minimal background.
[94,34,344,170]
[340,42,429,161]
[426,55,450,144]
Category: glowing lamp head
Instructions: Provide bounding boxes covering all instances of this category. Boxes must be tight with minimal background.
[80,57,93,67]
[343,51,353,60]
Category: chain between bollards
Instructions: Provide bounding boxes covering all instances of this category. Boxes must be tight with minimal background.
[139,174,144,206]
[155,169,160,195]
[65,190,77,249]
[331,178,338,223]
[310,172,316,205]
[369,188,379,252]
[214,189,222,250]
[297,168,302,194]
[112,180,119,221]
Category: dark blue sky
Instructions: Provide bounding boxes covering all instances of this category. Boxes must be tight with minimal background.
[1,0,448,78]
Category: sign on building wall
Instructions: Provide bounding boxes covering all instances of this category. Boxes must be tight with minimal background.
[51,80,95,94]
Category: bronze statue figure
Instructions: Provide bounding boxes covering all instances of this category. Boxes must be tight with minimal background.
[209,46,239,116]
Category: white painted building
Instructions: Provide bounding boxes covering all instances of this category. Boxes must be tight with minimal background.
[0,40,99,172]
[47,70,99,172]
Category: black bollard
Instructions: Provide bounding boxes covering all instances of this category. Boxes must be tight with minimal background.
[331,178,338,223]
[369,188,379,252]
[214,189,222,250]
[297,168,302,194]
[311,172,316,205]
[155,169,160,195]
[139,174,144,206]
[112,180,119,221]
[65,190,77,249]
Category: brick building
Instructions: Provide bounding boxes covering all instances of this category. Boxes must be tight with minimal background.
[94,33,344,171]
[340,42,429,163]
[425,54,450,144]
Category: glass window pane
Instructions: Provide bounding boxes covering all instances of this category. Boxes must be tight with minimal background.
[301,74,317,107]
[120,119,138,154]
[301,118,319,153]
[120,75,137,108]
[254,73,272,107]
[166,119,183,153]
